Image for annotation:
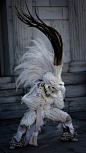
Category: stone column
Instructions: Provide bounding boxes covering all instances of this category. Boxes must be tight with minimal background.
[68,0,86,61]
[6,0,32,76]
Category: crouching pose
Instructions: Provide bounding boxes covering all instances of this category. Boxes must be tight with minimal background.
[10,4,78,149]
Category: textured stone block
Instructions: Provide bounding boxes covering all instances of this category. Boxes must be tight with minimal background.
[32,0,49,6]
[0,77,11,84]
[0,89,23,97]
[38,7,63,19]
[65,97,86,112]
[0,110,26,120]
[7,0,12,6]
[51,20,70,63]
[63,7,68,19]
[62,63,69,72]
[0,102,27,111]
[8,6,12,20]
[0,96,21,103]
[65,84,86,98]
[0,83,15,90]
[62,72,86,85]
[50,0,68,6]
[12,0,32,66]
[69,61,86,72]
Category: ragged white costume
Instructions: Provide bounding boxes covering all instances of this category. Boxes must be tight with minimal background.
[10,40,77,149]
[10,4,78,149]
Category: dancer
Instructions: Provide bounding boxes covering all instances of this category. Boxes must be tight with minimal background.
[10,3,78,149]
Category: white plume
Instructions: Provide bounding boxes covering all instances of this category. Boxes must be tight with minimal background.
[14,39,55,89]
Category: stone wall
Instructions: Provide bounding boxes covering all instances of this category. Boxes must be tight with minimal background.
[68,0,86,61]
[0,0,86,120]
[5,0,71,74]
[32,0,71,65]
[6,0,32,70]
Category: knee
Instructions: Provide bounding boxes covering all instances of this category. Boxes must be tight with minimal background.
[65,114,72,123]
[20,110,36,127]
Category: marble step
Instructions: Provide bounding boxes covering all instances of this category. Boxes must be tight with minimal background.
[0,96,86,120]
[65,97,86,112]
[0,89,24,97]
[69,61,86,72]
[0,72,85,90]
[0,77,11,84]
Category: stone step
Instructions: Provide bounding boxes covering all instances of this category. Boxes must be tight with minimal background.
[0,102,27,112]
[0,96,27,112]
[62,72,86,85]
[0,89,24,97]
[1,96,86,112]
[0,109,26,120]
[69,61,86,72]
[0,83,15,90]
[0,77,11,84]
[13,72,86,85]
[0,74,86,91]
[65,84,86,98]
[25,84,86,98]
[0,96,21,103]
[65,97,86,112]
[0,96,86,120]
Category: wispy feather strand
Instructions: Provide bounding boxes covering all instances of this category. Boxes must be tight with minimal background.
[15,39,55,89]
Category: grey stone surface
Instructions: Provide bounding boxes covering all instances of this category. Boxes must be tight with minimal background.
[0,89,24,97]
[62,63,69,72]
[38,7,63,19]
[0,96,21,103]
[50,0,68,6]
[8,7,12,20]
[0,83,15,90]
[62,72,86,85]
[32,0,49,6]
[12,0,32,66]
[51,20,70,63]
[0,77,11,84]
[69,0,86,61]
[0,111,86,153]
[69,61,86,72]
[0,102,27,112]
[63,7,68,19]
[7,0,12,6]
[65,84,86,98]
[65,97,86,112]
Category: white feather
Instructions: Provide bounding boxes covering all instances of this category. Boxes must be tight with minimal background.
[15,39,55,88]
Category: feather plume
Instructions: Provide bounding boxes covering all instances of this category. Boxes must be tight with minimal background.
[14,2,63,66]
[15,39,55,89]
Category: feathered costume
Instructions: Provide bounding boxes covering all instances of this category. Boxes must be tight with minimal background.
[10,2,78,149]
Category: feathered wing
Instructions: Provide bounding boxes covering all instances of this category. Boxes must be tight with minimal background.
[15,39,55,89]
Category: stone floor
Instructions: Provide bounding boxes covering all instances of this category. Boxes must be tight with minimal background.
[0,111,86,153]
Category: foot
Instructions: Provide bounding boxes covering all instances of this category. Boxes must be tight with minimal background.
[29,135,38,146]
[9,135,24,149]
[61,126,78,142]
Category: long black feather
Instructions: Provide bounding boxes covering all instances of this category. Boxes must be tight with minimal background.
[15,2,63,66]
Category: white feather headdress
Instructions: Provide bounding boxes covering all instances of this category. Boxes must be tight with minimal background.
[14,39,55,89]
[14,4,63,89]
